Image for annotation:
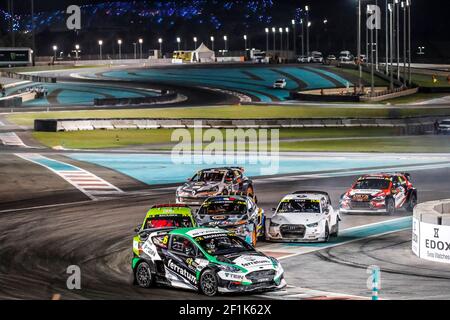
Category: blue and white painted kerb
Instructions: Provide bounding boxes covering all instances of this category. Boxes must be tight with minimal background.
[16,153,123,200]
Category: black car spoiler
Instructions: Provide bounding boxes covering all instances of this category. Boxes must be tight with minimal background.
[138,227,177,237]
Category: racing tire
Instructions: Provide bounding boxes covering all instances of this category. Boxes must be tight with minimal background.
[199,269,219,297]
[386,198,396,215]
[135,261,154,288]
[406,193,417,213]
[323,224,330,243]
[331,221,339,237]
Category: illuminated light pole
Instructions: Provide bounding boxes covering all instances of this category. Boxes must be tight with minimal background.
[357,0,362,90]
[279,28,283,51]
[176,37,181,51]
[265,28,269,52]
[407,0,412,86]
[323,19,328,52]
[158,38,163,58]
[98,40,103,60]
[52,45,57,61]
[193,37,198,50]
[75,44,80,60]
[138,38,143,60]
[272,27,276,51]
[286,27,290,52]
[305,5,310,57]
[385,0,389,74]
[301,19,305,57]
[402,1,407,86]
[223,35,228,52]
[133,42,137,60]
[210,36,215,52]
[244,35,248,51]
[117,39,122,60]
[388,3,394,90]
[395,0,400,80]
[292,19,297,55]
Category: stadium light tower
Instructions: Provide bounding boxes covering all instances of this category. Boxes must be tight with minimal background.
[244,35,248,51]
[98,40,103,60]
[265,28,269,52]
[193,37,198,50]
[176,37,181,51]
[75,44,80,60]
[279,28,283,51]
[117,39,122,60]
[286,27,290,51]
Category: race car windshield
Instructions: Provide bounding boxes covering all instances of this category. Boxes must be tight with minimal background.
[277,200,321,214]
[145,216,193,229]
[354,179,390,190]
[199,201,247,216]
[192,171,224,182]
[196,235,254,256]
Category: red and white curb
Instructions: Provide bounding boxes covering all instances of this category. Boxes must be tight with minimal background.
[0,132,26,147]
[15,153,123,200]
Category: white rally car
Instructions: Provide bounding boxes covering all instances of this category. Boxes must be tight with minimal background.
[266,191,341,243]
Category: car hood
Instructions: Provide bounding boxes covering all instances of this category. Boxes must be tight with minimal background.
[272,212,324,225]
[180,181,221,192]
[198,214,247,227]
[348,189,382,196]
[222,253,274,271]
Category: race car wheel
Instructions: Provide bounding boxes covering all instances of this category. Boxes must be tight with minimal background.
[331,221,339,237]
[386,198,396,215]
[135,261,153,288]
[200,270,219,297]
[406,193,417,213]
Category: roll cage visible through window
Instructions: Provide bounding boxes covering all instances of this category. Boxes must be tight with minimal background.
[170,235,198,257]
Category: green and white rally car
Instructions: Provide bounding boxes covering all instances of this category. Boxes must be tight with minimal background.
[132,227,286,296]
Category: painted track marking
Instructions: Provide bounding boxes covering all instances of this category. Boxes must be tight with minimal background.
[0,132,26,147]
[255,285,367,300]
[15,153,123,200]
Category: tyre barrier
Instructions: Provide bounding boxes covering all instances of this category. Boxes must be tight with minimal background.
[413,200,450,264]
[34,116,439,133]
[0,71,56,84]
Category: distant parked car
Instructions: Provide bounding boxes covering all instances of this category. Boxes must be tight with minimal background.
[297,55,311,63]
[326,54,337,61]
[273,79,287,89]
[310,51,324,63]
[339,50,354,63]
[437,119,450,135]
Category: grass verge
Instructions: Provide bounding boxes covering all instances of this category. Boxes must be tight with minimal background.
[8,105,450,127]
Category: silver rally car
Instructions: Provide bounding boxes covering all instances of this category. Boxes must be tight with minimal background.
[176,167,255,206]
[266,191,341,243]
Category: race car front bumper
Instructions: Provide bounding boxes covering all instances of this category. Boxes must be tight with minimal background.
[339,199,388,214]
[217,274,287,294]
[265,224,327,243]
[176,196,208,206]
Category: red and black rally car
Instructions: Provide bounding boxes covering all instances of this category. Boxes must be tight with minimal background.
[339,173,417,215]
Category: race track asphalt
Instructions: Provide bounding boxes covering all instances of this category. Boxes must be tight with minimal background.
[1,153,450,300]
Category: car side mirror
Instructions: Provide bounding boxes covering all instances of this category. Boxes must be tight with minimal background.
[272,208,277,212]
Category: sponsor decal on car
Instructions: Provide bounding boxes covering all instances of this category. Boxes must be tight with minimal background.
[167,259,197,285]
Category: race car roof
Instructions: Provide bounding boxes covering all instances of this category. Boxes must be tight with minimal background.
[203,195,247,203]
[146,205,193,217]
[173,227,229,239]
[198,167,244,173]
[282,192,327,202]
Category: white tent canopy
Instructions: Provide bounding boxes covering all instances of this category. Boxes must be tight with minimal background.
[192,43,215,62]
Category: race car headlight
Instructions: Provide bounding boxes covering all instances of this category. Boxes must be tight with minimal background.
[307,222,319,228]
[218,264,241,273]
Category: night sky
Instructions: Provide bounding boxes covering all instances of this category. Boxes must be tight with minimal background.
[0,0,448,60]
